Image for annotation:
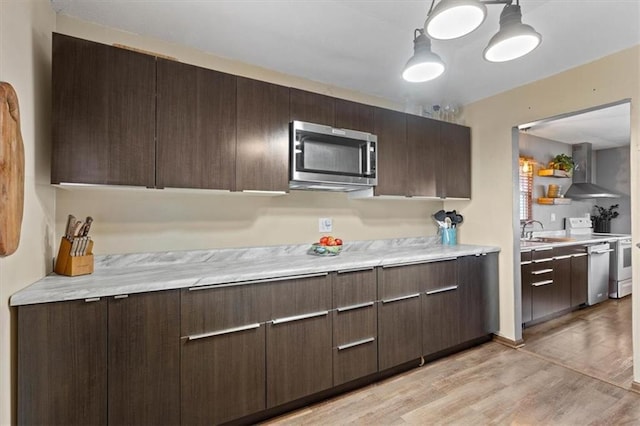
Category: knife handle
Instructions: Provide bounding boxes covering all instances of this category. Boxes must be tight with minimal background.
[81,217,93,237]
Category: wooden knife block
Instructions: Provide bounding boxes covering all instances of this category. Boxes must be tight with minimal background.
[54,237,94,276]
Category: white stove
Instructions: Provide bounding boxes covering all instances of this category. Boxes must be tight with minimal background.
[566,217,632,300]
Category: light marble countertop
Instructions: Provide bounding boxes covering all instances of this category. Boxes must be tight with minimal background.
[11,237,500,306]
[519,233,631,251]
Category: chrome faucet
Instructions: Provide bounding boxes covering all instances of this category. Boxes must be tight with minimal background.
[521,220,544,239]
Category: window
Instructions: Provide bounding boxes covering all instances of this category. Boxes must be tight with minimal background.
[519,157,533,221]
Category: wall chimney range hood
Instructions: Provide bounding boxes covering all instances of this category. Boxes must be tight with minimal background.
[563,142,620,199]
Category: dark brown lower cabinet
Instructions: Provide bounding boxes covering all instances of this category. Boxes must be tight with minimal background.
[571,252,588,307]
[181,325,266,425]
[421,260,460,355]
[108,290,180,425]
[266,313,332,407]
[458,253,499,342]
[18,299,108,426]
[521,251,533,324]
[377,294,422,370]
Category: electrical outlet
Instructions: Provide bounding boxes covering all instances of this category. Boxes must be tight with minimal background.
[550,213,556,222]
[319,217,333,233]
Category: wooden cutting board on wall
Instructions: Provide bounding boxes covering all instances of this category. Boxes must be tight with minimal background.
[0,82,25,256]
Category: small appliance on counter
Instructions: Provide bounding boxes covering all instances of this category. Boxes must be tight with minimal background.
[54,214,94,276]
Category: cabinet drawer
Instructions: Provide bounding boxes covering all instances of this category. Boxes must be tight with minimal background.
[378,263,425,300]
[530,270,553,285]
[181,282,270,336]
[531,248,554,262]
[521,250,532,263]
[421,259,457,292]
[333,303,377,347]
[333,338,378,386]
[333,268,376,308]
[270,273,331,319]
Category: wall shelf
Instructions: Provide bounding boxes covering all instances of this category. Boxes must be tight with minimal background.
[537,197,572,205]
[538,169,571,178]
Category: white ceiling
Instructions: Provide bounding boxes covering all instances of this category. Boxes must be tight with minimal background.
[522,102,631,149]
[50,0,640,111]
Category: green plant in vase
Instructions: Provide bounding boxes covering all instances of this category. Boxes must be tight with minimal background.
[548,153,574,175]
[592,204,619,233]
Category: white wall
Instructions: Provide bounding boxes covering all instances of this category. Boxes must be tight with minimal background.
[0,1,56,424]
[463,46,640,372]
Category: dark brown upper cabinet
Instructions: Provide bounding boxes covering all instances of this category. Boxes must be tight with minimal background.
[439,121,471,198]
[373,108,408,196]
[407,115,441,197]
[236,77,290,192]
[334,98,375,133]
[156,59,237,190]
[52,33,156,187]
[289,88,335,126]
[289,88,374,133]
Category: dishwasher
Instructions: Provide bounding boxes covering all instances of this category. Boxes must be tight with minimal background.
[587,243,613,306]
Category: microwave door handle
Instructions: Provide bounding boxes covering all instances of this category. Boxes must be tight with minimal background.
[365,142,373,176]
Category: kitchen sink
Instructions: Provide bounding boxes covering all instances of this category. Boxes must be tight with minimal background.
[523,236,576,243]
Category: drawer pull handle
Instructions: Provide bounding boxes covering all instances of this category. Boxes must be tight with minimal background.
[272,310,329,325]
[186,323,261,341]
[531,269,553,275]
[554,255,572,260]
[84,297,101,303]
[383,257,457,268]
[337,267,374,274]
[532,280,553,287]
[338,337,376,351]
[533,258,554,263]
[520,261,532,265]
[189,272,329,291]
[426,285,458,295]
[572,253,588,258]
[337,301,375,313]
[382,293,421,304]
[113,294,129,299]
[533,247,553,252]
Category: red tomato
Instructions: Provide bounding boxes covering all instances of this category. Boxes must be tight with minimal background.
[335,238,343,246]
[319,236,329,245]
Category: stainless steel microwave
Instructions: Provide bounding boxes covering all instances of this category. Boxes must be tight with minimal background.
[289,121,377,191]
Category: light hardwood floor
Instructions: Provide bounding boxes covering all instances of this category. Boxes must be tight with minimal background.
[265,298,637,425]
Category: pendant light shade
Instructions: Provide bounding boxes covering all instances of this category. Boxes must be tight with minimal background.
[483,4,541,62]
[402,29,445,83]
[424,0,487,40]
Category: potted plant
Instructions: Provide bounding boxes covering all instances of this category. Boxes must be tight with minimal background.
[591,204,619,233]
[548,153,574,174]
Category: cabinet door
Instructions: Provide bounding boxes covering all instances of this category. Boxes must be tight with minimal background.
[334,98,375,132]
[52,33,155,186]
[236,77,290,192]
[332,269,378,386]
[571,252,588,307]
[290,88,335,126]
[439,122,471,198]
[406,115,440,197]
[108,290,180,425]
[521,251,533,324]
[458,253,499,342]
[378,265,423,370]
[181,283,270,424]
[373,108,408,196]
[552,249,573,312]
[267,274,332,407]
[421,260,460,355]
[156,59,236,190]
[18,299,107,425]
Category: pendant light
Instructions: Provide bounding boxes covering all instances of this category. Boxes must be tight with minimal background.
[424,0,487,40]
[483,3,541,62]
[402,29,445,83]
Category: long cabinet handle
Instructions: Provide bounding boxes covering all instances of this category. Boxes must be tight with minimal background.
[186,323,261,341]
[337,301,375,313]
[592,249,614,254]
[554,255,572,260]
[572,253,588,258]
[84,297,101,303]
[113,294,129,299]
[533,258,554,263]
[337,267,374,274]
[383,257,457,269]
[338,337,376,351]
[189,272,329,291]
[521,261,532,265]
[381,293,421,304]
[533,247,553,252]
[272,310,329,325]
[426,285,458,295]
[532,280,553,287]
[531,268,553,275]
